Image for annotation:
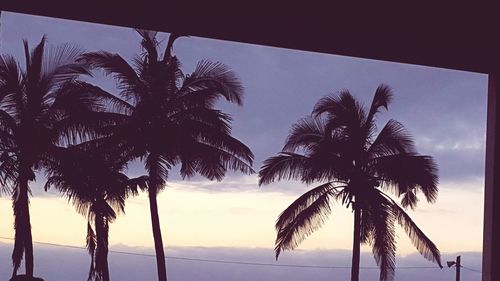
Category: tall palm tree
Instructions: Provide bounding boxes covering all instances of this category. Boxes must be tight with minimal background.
[0,37,93,278]
[259,85,442,281]
[44,147,148,281]
[78,30,254,281]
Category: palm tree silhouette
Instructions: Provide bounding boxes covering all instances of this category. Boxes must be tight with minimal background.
[259,85,442,281]
[44,147,147,281]
[78,30,254,281]
[0,36,92,278]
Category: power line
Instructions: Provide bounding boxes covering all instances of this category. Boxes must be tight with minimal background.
[461,265,482,274]
[0,236,467,271]
[0,236,351,269]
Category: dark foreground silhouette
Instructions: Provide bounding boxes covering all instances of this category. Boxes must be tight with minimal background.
[0,35,91,279]
[75,29,254,281]
[259,85,442,281]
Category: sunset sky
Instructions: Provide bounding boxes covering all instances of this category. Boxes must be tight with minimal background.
[0,11,487,281]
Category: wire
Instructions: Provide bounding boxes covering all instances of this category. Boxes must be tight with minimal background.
[461,265,482,274]
[0,236,462,271]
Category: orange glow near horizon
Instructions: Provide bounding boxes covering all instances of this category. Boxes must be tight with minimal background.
[0,177,484,255]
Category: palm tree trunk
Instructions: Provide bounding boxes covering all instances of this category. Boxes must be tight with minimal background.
[95,214,110,281]
[148,185,167,281]
[146,154,167,281]
[11,165,34,278]
[351,206,361,281]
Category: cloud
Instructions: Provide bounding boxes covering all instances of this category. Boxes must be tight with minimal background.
[162,174,306,197]
[0,242,482,281]
[414,134,486,183]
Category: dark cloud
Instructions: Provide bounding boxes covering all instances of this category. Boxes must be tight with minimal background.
[0,242,482,281]
[424,145,485,184]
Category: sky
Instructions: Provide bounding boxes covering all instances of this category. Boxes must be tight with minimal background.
[0,11,488,281]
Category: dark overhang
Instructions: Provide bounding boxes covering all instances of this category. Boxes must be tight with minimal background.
[2,1,499,74]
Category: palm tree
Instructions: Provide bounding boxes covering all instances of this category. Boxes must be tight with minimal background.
[259,85,442,281]
[44,147,148,281]
[0,36,94,278]
[78,30,254,281]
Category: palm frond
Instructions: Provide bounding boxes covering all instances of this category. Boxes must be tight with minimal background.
[368,119,415,158]
[173,115,253,163]
[180,140,254,181]
[45,174,92,217]
[92,201,118,222]
[312,90,366,125]
[181,60,244,105]
[145,154,170,193]
[360,207,375,245]
[275,182,337,259]
[387,193,442,268]
[0,125,16,152]
[369,194,397,281]
[78,52,144,104]
[262,115,351,186]
[24,36,45,93]
[0,152,17,192]
[168,106,233,135]
[169,87,221,109]
[71,81,134,114]
[43,43,90,91]
[0,55,24,118]
[259,152,309,185]
[136,29,159,63]
[312,89,354,117]
[44,146,135,219]
[312,90,367,149]
[0,109,17,131]
[51,81,106,113]
[401,189,418,209]
[43,42,86,74]
[127,175,149,192]
[366,84,392,125]
[303,143,352,184]
[49,80,131,145]
[0,54,22,102]
[283,116,326,152]
[373,153,439,206]
[53,111,128,146]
